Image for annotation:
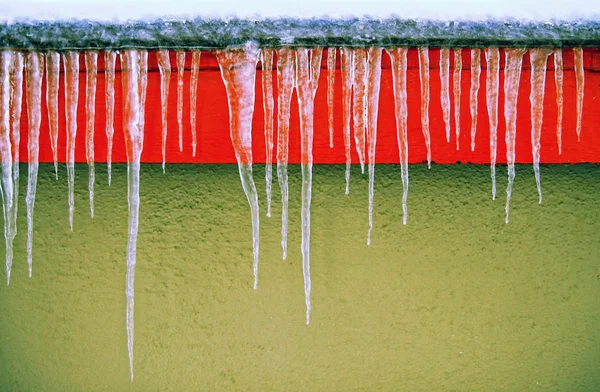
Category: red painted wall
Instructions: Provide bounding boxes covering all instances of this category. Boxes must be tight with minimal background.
[18,48,600,164]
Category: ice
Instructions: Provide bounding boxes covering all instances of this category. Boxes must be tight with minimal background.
[573,47,584,142]
[216,42,261,289]
[25,52,43,277]
[418,47,431,168]
[469,48,481,151]
[276,47,294,260]
[46,51,60,179]
[529,48,552,205]
[503,48,526,224]
[261,48,274,218]
[387,48,409,225]
[440,48,451,143]
[553,49,563,154]
[63,51,79,230]
[190,50,201,157]
[327,48,336,148]
[366,47,382,245]
[9,52,23,255]
[120,49,147,381]
[176,50,185,152]
[295,47,322,324]
[104,50,116,185]
[352,48,367,173]
[156,50,171,173]
[484,47,499,200]
[453,48,462,150]
[85,51,98,218]
[1,51,15,285]
[340,47,353,194]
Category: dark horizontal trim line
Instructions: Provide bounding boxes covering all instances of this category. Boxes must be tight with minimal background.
[1,17,600,50]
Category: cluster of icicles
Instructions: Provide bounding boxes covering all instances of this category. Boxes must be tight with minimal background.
[0,44,585,380]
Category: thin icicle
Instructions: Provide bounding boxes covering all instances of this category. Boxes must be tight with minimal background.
[261,48,274,218]
[9,52,23,254]
[327,48,336,148]
[176,50,185,152]
[63,51,79,231]
[120,49,147,382]
[190,50,201,157]
[485,47,500,200]
[104,50,116,186]
[470,48,481,151]
[529,48,553,205]
[418,47,431,168]
[503,48,526,224]
[573,47,584,141]
[85,51,97,219]
[25,52,43,277]
[387,48,409,225]
[295,47,322,324]
[46,51,60,179]
[216,42,261,289]
[553,49,563,154]
[366,47,382,245]
[340,47,353,194]
[1,51,15,285]
[352,48,367,173]
[453,48,462,150]
[440,48,451,143]
[156,50,171,173]
[275,47,294,260]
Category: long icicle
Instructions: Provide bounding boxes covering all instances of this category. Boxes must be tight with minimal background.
[553,49,563,154]
[352,48,367,173]
[387,48,409,225]
[104,50,116,186]
[276,47,294,260]
[453,48,462,150]
[440,48,451,143]
[484,47,500,200]
[190,50,201,157]
[261,48,274,218]
[176,50,185,152]
[25,52,43,277]
[418,47,431,168]
[46,51,60,179]
[504,48,527,224]
[469,48,481,151]
[85,51,98,218]
[120,49,147,382]
[295,47,322,324]
[9,52,23,257]
[340,47,353,194]
[216,42,261,289]
[529,48,553,205]
[63,51,79,231]
[366,47,382,245]
[156,50,171,172]
[1,51,15,285]
[327,48,336,148]
[573,47,584,141]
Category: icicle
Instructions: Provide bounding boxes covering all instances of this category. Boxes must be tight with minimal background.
[440,48,451,143]
[295,47,322,324]
[503,48,526,224]
[327,48,336,148]
[387,48,409,225]
[105,50,116,186]
[120,49,147,382]
[261,49,274,218]
[63,51,79,231]
[1,51,15,285]
[573,47,584,141]
[216,42,261,289]
[529,48,553,205]
[340,47,353,194]
[85,51,97,219]
[190,50,201,157]
[25,52,43,277]
[553,49,563,155]
[176,50,185,152]
[156,50,171,173]
[352,48,367,173]
[469,48,481,151]
[366,47,382,245]
[418,47,431,168]
[484,47,500,200]
[46,51,60,179]
[9,52,23,255]
[275,48,294,260]
[453,48,462,150]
